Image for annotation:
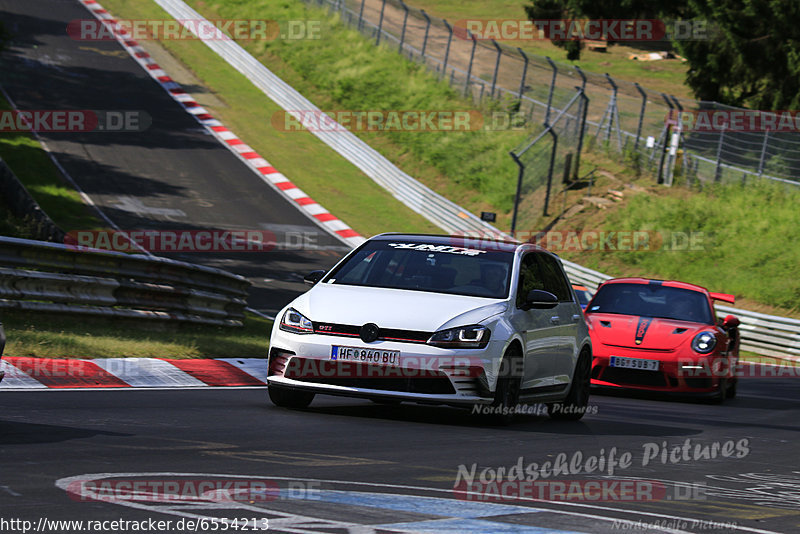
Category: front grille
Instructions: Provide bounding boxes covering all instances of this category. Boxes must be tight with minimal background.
[600,367,668,387]
[312,322,432,344]
[284,357,455,394]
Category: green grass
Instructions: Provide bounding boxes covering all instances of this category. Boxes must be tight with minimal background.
[1,310,271,359]
[0,95,103,233]
[560,178,800,314]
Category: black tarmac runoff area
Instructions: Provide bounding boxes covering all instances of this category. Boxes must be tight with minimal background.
[0,0,350,316]
[1,375,799,534]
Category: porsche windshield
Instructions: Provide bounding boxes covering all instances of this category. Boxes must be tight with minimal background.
[587,283,714,324]
[325,241,514,298]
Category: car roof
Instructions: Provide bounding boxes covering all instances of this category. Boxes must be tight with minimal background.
[598,277,710,295]
[371,233,556,255]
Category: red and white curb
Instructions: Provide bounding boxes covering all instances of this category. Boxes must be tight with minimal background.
[78,0,365,248]
[0,357,268,389]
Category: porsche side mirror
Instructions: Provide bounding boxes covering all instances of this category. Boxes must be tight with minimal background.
[304,270,326,285]
[524,289,558,310]
[722,314,739,329]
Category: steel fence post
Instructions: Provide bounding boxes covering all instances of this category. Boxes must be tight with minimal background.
[545,57,557,125]
[441,20,453,81]
[633,82,647,151]
[573,86,589,180]
[574,66,587,138]
[420,10,431,57]
[758,129,770,177]
[399,0,409,53]
[376,0,386,45]
[464,30,477,97]
[714,126,726,182]
[509,152,525,238]
[517,48,529,108]
[657,93,674,185]
[490,40,502,99]
[357,0,366,31]
[544,128,558,216]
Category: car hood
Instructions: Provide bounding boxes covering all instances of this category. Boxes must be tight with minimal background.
[292,283,508,331]
[586,313,711,350]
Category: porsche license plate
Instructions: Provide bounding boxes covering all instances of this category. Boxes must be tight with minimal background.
[331,346,400,365]
[609,356,659,371]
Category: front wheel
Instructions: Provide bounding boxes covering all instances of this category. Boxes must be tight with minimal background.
[549,350,591,421]
[268,385,315,409]
[489,346,522,425]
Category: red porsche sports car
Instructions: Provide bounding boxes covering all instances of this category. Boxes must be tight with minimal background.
[585,278,740,402]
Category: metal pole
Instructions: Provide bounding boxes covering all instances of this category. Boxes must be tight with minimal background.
[714,126,726,182]
[545,57,557,125]
[490,40,502,99]
[574,66,587,138]
[399,1,409,53]
[357,0,366,31]
[758,128,770,177]
[420,10,431,57]
[633,82,647,151]
[517,48,528,108]
[543,128,558,216]
[441,20,453,81]
[658,93,674,184]
[509,151,525,238]
[464,30,477,97]
[573,87,589,180]
[375,0,386,45]
[669,95,684,180]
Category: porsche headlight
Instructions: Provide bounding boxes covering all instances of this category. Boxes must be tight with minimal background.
[279,308,314,334]
[427,325,490,349]
[691,331,717,354]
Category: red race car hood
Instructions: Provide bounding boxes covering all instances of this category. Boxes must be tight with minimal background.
[587,313,709,350]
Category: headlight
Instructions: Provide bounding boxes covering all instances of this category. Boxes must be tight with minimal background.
[279,308,314,334]
[427,325,490,349]
[691,331,717,354]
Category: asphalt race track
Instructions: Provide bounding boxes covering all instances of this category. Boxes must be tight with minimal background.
[2,1,800,533]
[0,0,351,316]
[1,377,799,533]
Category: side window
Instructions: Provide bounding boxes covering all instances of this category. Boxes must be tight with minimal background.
[537,254,572,301]
[516,254,545,308]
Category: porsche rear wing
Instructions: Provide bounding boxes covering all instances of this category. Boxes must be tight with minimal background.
[710,292,736,304]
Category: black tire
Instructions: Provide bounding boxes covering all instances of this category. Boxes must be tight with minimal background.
[268,385,315,409]
[712,376,728,404]
[549,350,591,421]
[488,346,523,425]
[727,377,737,399]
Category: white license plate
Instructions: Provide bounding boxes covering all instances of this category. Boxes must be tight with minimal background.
[331,346,400,365]
[609,356,660,371]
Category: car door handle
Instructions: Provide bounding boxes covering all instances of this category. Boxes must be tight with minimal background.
[550,316,560,324]
[572,314,582,321]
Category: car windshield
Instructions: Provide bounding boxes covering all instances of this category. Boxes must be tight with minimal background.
[324,240,514,298]
[587,283,713,324]
[574,288,591,306]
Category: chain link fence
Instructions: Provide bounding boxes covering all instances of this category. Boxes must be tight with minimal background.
[308,0,800,187]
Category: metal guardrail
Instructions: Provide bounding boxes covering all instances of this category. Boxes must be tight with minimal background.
[0,237,250,326]
[561,261,800,360]
[147,0,798,356]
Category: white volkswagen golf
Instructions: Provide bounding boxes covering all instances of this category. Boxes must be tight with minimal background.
[267,234,592,422]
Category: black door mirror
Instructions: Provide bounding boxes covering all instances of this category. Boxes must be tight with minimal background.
[304,270,326,285]
[523,289,558,310]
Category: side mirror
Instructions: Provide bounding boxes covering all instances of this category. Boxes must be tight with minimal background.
[722,314,739,329]
[304,270,326,286]
[523,289,558,310]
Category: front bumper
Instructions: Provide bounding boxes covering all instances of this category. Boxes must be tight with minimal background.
[267,329,503,404]
[591,347,729,394]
